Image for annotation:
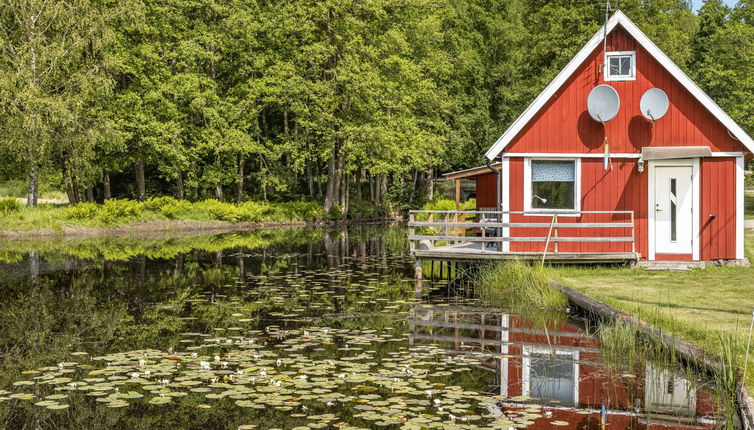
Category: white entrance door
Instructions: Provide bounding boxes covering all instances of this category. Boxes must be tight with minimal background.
[654,165,693,254]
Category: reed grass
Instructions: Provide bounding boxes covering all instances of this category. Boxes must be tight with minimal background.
[476,260,568,311]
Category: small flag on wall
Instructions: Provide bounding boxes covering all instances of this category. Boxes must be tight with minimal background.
[603,137,613,171]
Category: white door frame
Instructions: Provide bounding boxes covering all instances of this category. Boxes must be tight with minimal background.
[648,158,700,260]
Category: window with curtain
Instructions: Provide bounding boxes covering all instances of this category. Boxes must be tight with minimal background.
[530,160,576,210]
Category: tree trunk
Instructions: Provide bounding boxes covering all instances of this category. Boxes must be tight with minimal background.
[340,173,349,217]
[214,153,223,201]
[103,172,112,200]
[355,168,365,200]
[176,170,184,200]
[72,176,81,204]
[306,155,314,198]
[64,169,78,204]
[379,174,387,204]
[374,174,382,204]
[369,172,376,203]
[27,162,39,206]
[236,154,245,204]
[283,110,291,169]
[86,187,94,203]
[426,167,434,200]
[324,153,337,213]
[191,163,199,201]
[135,158,146,202]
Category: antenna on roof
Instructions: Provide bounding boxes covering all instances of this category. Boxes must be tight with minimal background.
[603,1,610,75]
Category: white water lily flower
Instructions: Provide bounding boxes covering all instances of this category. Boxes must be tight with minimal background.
[67,382,77,388]
[449,414,457,422]
[276,359,282,367]
[337,373,346,379]
[425,390,432,397]
[138,359,146,367]
[222,361,229,369]
[130,372,140,379]
[544,411,553,418]
[200,361,211,370]
[260,368,267,376]
[191,352,198,358]
[298,375,308,380]
[214,355,220,362]
[57,362,65,369]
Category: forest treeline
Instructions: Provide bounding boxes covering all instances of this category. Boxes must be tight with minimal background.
[0,0,751,213]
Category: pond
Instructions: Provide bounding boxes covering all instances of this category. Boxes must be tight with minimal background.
[0,225,728,429]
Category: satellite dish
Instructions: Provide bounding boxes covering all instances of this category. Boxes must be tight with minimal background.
[587,85,620,123]
[640,88,669,121]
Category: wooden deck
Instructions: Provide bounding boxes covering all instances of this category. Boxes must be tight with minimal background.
[413,242,638,263]
[408,210,640,264]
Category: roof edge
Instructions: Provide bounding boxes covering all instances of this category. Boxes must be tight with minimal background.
[484,10,754,159]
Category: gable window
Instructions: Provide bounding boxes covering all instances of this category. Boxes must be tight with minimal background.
[605,51,636,81]
[524,159,580,213]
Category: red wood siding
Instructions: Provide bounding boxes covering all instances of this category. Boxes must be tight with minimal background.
[504,26,742,155]
[701,158,737,260]
[508,158,644,255]
[498,157,737,260]
[474,173,497,209]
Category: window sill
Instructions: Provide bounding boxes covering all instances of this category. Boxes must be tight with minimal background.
[604,76,636,82]
[523,210,582,218]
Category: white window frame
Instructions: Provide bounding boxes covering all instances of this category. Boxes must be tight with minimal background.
[523,158,581,216]
[604,51,636,81]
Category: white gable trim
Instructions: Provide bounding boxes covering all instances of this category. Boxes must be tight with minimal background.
[485,10,754,160]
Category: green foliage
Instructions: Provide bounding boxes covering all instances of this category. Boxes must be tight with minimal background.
[347,200,388,220]
[97,199,143,223]
[193,200,260,223]
[328,205,344,221]
[0,198,20,215]
[64,203,99,220]
[140,197,179,212]
[476,260,568,311]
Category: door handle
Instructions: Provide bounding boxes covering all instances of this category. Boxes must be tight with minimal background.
[655,204,662,212]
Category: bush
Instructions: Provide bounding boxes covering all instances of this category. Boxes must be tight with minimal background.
[327,204,344,220]
[270,201,325,221]
[347,199,387,219]
[0,198,21,215]
[64,202,98,220]
[194,200,256,223]
[97,199,143,223]
[141,196,179,212]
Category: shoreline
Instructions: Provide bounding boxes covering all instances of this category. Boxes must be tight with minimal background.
[0,216,402,240]
[550,279,754,429]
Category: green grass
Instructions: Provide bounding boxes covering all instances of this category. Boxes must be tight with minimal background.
[0,198,387,232]
[549,229,754,389]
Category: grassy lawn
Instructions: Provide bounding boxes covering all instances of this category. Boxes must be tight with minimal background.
[550,229,754,388]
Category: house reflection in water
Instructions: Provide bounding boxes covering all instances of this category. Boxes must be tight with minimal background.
[408,304,720,429]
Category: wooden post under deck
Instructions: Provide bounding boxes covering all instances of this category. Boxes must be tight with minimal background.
[454,179,461,211]
[414,258,423,293]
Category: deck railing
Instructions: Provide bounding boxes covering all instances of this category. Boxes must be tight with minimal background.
[407,210,635,255]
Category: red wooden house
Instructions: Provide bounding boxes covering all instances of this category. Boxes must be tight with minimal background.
[419,11,752,264]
